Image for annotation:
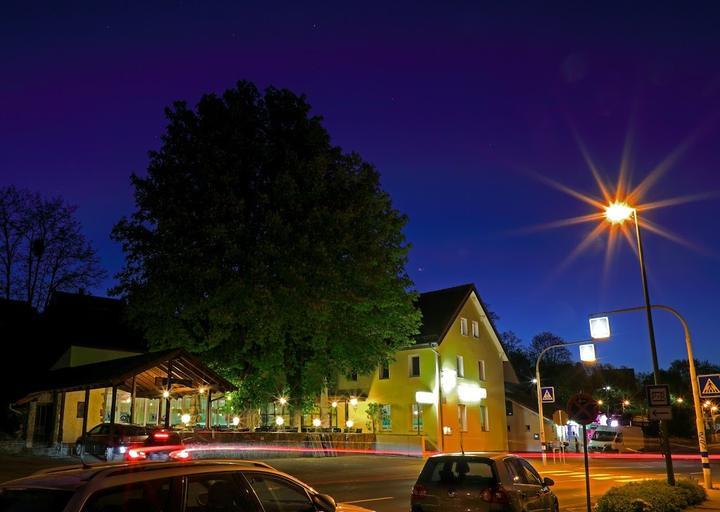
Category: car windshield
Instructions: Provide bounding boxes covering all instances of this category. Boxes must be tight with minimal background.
[0,488,74,511]
[418,457,495,487]
[592,431,617,441]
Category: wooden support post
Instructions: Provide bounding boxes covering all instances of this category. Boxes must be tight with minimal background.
[81,388,90,437]
[156,398,162,425]
[205,391,212,429]
[130,375,137,424]
[164,360,173,428]
[56,392,66,446]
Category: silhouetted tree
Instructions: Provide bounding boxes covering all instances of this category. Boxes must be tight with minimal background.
[528,331,572,367]
[501,330,533,380]
[0,186,105,309]
[112,81,421,410]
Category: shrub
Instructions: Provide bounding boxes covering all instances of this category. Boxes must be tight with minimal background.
[595,478,706,512]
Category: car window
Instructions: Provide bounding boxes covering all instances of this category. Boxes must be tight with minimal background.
[504,459,522,483]
[82,477,172,512]
[184,472,248,512]
[419,458,495,487]
[88,425,103,435]
[0,488,74,511]
[244,473,315,512]
[519,460,543,485]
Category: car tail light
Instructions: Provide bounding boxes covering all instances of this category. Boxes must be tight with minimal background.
[127,449,147,461]
[154,432,170,440]
[411,484,427,503]
[481,486,510,503]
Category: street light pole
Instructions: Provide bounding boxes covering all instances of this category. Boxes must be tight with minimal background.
[535,339,609,465]
[592,304,712,489]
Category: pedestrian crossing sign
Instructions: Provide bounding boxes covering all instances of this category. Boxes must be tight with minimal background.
[699,374,720,398]
[541,386,555,403]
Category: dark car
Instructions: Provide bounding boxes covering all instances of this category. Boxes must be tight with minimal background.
[411,452,558,512]
[126,428,186,461]
[75,423,151,460]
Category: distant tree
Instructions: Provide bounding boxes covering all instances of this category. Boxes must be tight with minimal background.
[112,81,421,411]
[0,186,105,309]
[501,330,533,380]
[528,331,572,367]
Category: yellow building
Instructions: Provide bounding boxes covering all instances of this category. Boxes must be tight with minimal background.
[333,284,510,453]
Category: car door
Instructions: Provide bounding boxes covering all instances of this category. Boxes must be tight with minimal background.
[518,459,553,512]
[505,458,547,512]
[81,476,177,511]
[242,472,317,512]
[86,425,108,457]
[183,471,256,512]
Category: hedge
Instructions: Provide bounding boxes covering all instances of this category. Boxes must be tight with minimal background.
[595,479,706,512]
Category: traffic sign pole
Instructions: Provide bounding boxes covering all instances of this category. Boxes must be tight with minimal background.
[582,423,591,512]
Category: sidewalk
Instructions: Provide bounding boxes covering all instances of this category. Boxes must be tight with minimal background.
[690,487,720,511]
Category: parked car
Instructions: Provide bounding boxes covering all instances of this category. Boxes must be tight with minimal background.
[411,452,558,512]
[0,459,372,512]
[588,425,645,453]
[74,423,152,460]
[126,429,186,461]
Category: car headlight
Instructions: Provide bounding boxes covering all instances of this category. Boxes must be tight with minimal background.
[118,446,127,454]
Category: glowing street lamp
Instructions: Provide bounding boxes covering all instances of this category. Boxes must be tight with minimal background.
[604,201,634,224]
[181,413,191,426]
[349,397,358,406]
[232,416,240,426]
[278,397,288,406]
[623,400,630,406]
[345,419,354,429]
[676,397,684,404]
[589,317,611,340]
[312,418,322,428]
[275,416,285,426]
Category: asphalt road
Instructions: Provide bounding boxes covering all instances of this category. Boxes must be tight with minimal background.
[0,453,716,512]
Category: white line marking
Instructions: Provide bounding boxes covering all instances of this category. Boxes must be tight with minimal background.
[344,497,395,504]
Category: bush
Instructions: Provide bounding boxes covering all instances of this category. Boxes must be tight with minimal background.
[595,479,706,512]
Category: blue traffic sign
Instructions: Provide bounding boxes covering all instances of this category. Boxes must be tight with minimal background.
[699,374,720,398]
[541,386,555,403]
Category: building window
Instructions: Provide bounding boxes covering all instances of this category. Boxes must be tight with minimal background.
[480,405,489,431]
[349,371,358,381]
[458,404,468,432]
[456,355,464,378]
[526,424,531,432]
[472,320,480,338]
[379,362,389,380]
[460,317,468,336]
[505,400,513,416]
[411,403,424,432]
[409,355,420,377]
[76,401,86,419]
[381,404,392,431]
[478,360,486,381]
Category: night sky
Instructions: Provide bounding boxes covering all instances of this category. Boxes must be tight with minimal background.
[3,2,720,372]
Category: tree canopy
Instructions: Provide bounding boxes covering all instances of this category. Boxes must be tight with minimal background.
[0,186,105,309]
[112,81,421,408]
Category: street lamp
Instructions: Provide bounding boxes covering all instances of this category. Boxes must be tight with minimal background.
[590,306,709,488]
[535,338,608,465]
[600,201,676,484]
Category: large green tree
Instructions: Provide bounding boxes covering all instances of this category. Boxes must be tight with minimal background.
[112,81,421,409]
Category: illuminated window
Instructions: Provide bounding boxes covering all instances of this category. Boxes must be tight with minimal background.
[460,317,468,336]
[472,320,479,338]
[458,404,468,432]
[480,405,489,431]
[409,355,420,377]
[381,404,392,431]
[456,355,464,378]
[379,362,389,380]
[411,403,424,432]
[478,360,486,381]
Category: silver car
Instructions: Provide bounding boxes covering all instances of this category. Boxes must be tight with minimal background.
[0,459,373,512]
[411,452,558,512]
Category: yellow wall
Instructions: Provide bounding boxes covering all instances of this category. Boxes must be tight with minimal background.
[61,388,107,443]
[335,290,509,452]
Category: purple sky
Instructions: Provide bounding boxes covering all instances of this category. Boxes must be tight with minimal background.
[3,2,720,372]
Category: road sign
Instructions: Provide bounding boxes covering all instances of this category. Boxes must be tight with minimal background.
[649,406,673,420]
[698,374,720,398]
[567,393,599,426]
[646,384,671,406]
[541,386,555,403]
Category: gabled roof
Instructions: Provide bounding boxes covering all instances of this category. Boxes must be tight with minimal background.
[415,284,508,361]
[20,348,236,401]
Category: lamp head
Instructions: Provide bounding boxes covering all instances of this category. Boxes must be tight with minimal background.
[605,201,634,224]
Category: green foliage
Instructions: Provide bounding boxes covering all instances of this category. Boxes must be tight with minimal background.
[595,479,705,512]
[111,81,421,410]
[365,402,382,433]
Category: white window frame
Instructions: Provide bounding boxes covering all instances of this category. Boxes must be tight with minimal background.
[460,317,468,336]
[456,355,464,378]
[478,360,486,381]
[458,404,468,432]
[408,355,421,378]
[471,320,480,338]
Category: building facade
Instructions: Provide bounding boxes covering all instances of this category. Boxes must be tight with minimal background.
[332,284,510,452]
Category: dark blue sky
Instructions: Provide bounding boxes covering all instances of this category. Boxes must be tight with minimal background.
[2,2,720,372]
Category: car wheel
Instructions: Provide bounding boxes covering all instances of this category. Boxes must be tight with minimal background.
[74,443,84,456]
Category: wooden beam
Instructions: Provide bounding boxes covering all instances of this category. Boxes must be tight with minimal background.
[130,375,136,424]
[205,390,212,429]
[109,386,117,427]
[164,359,173,428]
[81,388,90,437]
[56,392,66,446]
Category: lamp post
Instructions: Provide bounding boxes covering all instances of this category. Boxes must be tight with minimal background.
[602,202,675,485]
[590,306,711,489]
[535,338,608,464]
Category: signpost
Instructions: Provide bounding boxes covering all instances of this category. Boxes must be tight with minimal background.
[649,406,672,420]
[699,374,720,398]
[541,386,556,404]
[567,393,599,512]
[647,384,671,406]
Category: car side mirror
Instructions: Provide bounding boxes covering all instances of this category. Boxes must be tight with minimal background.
[313,493,336,512]
[543,477,555,487]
